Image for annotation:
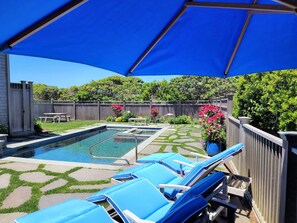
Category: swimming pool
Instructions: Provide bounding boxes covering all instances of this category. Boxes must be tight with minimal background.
[7,127,160,164]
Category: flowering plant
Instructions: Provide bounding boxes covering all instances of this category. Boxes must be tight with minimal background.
[111,104,123,117]
[198,105,226,144]
[151,107,159,119]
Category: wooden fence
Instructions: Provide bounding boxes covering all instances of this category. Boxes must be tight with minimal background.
[34,100,211,120]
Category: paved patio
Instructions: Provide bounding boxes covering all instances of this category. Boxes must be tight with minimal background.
[0,125,257,223]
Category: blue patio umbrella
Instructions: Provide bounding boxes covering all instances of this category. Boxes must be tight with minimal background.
[0,0,296,78]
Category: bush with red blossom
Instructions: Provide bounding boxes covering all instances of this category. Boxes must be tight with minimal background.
[151,107,159,120]
[111,104,123,117]
[198,104,226,144]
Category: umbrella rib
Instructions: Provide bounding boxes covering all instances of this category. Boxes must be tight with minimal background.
[273,0,297,10]
[7,0,88,48]
[186,2,294,13]
[128,5,188,75]
[224,5,255,76]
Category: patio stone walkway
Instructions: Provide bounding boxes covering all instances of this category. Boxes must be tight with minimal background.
[0,124,255,223]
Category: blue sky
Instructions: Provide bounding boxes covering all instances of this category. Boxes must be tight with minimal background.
[9,55,178,88]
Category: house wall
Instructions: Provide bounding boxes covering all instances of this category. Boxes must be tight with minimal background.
[0,54,10,127]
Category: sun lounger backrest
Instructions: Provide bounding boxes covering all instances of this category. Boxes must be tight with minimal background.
[14,199,114,223]
[161,153,193,173]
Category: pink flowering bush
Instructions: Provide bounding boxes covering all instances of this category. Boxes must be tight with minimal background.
[198,105,226,144]
[151,107,159,119]
[111,104,123,117]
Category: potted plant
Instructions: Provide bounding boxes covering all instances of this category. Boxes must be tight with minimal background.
[198,105,226,156]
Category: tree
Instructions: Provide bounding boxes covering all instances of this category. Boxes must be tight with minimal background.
[233,70,297,134]
[33,83,59,101]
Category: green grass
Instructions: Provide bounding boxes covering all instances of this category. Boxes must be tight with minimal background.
[40,120,101,134]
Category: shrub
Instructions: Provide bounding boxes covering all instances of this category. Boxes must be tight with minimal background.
[0,124,8,134]
[151,107,159,120]
[34,120,43,133]
[121,111,136,122]
[115,116,123,122]
[111,104,123,117]
[233,71,297,134]
[106,116,114,122]
[168,115,191,124]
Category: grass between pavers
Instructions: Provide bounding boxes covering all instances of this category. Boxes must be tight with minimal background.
[40,120,102,134]
[0,164,112,214]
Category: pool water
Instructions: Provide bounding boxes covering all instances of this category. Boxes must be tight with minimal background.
[11,128,153,164]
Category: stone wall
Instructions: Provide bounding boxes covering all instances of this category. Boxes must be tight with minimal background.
[0,54,9,126]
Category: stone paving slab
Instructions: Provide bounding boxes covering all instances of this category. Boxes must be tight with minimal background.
[151,142,179,145]
[185,142,203,148]
[0,212,27,223]
[0,162,39,172]
[164,146,172,152]
[20,172,55,183]
[39,193,92,210]
[141,145,161,154]
[40,179,68,192]
[69,168,115,181]
[190,132,201,137]
[177,148,193,156]
[168,135,177,139]
[43,164,74,173]
[173,139,196,143]
[70,182,113,190]
[0,173,11,189]
[1,186,32,209]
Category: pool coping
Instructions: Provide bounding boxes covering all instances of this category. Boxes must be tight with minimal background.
[1,124,168,169]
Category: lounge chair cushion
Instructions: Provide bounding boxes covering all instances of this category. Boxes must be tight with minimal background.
[14,199,114,223]
[88,178,172,223]
[113,163,183,188]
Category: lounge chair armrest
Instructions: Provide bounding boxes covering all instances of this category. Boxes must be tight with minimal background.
[211,198,237,223]
[159,184,190,193]
[190,152,211,160]
[173,160,194,168]
[123,210,154,223]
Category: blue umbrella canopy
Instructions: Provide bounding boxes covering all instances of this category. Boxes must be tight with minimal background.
[0,0,297,77]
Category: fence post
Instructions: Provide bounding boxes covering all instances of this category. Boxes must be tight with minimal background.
[178,101,182,116]
[237,117,251,175]
[73,101,76,120]
[21,81,26,132]
[227,94,233,117]
[28,81,34,132]
[50,98,54,112]
[123,100,126,111]
[97,100,101,120]
[279,132,296,223]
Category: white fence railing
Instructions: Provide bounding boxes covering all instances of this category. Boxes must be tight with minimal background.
[227,116,288,223]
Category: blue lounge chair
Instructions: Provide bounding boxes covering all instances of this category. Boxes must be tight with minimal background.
[88,172,236,223]
[14,199,115,223]
[137,143,244,174]
[112,143,239,200]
